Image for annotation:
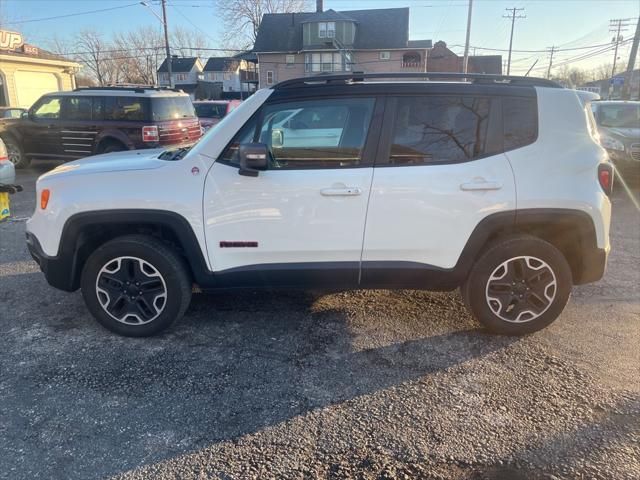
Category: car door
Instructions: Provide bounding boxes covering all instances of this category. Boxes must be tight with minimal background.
[60,96,99,158]
[361,93,516,287]
[203,96,381,288]
[19,95,63,157]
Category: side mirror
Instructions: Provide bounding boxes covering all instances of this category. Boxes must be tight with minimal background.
[271,129,284,148]
[238,143,269,177]
[21,111,29,120]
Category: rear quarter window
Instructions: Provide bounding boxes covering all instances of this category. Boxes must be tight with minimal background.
[104,97,149,121]
[151,96,196,121]
[503,96,538,151]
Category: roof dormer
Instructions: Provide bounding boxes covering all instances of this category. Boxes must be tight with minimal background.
[302,10,356,49]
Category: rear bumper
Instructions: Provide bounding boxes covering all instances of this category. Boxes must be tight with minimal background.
[575,244,609,285]
[26,232,78,292]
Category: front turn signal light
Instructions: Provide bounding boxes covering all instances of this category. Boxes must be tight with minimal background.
[40,189,50,210]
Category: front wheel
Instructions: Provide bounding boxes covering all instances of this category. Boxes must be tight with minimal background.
[462,235,572,335]
[2,136,30,169]
[81,235,192,337]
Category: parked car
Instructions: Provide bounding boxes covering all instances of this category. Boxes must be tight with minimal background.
[591,100,640,183]
[0,107,26,120]
[26,73,612,337]
[0,137,15,185]
[0,86,202,168]
[194,100,241,131]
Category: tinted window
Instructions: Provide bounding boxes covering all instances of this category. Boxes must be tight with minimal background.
[258,98,375,169]
[389,96,490,165]
[65,96,93,121]
[33,97,61,119]
[503,97,537,150]
[104,97,147,121]
[151,97,195,121]
[194,103,227,119]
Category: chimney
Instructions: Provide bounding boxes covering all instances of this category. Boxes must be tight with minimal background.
[316,0,323,13]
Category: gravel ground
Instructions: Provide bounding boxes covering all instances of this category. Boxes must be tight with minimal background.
[1,161,639,480]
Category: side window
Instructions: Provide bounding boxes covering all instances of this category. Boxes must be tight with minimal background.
[104,97,147,121]
[64,96,93,121]
[32,97,61,120]
[389,96,490,165]
[258,98,375,169]
[503,97,537,150]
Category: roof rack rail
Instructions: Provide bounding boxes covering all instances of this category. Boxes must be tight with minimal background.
[273,72,562,89]
[73,85,179,93]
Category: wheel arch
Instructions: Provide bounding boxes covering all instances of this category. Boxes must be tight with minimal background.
[456,208,603,286]
[53,210,210,291]
[94,130,134,153]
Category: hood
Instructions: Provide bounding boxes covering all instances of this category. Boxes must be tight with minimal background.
[40,149,167,180]
[600,126,640,140]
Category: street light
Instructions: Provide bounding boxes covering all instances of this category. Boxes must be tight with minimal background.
[140,0,173,88]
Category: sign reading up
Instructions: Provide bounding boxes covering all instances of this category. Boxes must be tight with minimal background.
[0,30,24,51]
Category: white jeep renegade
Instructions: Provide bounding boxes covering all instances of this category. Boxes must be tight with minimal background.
[26,73,613,337]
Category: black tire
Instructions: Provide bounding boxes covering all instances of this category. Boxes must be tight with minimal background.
[461,235,572,335]
[101,141,127,154]
[2,136,30,169]
[80,235,192,337]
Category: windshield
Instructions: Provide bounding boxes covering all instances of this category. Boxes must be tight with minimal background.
[151,96,196,121]
[596,103,640,129]
[194,103,227,119]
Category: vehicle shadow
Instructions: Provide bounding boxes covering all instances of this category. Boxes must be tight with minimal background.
[1,287,520,479]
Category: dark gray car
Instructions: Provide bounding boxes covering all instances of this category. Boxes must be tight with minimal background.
[592,101,640,182]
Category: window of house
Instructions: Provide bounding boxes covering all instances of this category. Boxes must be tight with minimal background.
[327,22,336,38]
[64,96,93,121]
[266,71,274,85]
[286,54,295,65]
[32,97,61,119]
[379,51,391,60]
[257,98,375,169]
[503,97,537,150]
[402,52,422,68]
[344,52,352,71]
[224,72,232,81]
[388,96,491,165]
[175,73,188,81]
[104,97,147,121]
[318,22,327,38]
[305,52,347,73]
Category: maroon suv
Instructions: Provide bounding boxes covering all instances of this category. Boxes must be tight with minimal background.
[0,86,202,168]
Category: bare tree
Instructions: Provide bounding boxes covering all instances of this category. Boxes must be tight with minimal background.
[170,26,210,58]
[216,0,313,50]
[113,27,164,85]
[72,30,119,85]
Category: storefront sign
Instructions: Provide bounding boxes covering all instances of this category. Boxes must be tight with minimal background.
[0,30,24,51]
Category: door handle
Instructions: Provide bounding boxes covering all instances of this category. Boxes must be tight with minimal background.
[460,181,502,191]
[320,186,362,196]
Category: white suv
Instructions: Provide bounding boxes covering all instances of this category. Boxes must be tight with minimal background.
[26,73,613,337]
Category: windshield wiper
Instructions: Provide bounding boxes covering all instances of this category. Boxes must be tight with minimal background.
[159,146,191,161]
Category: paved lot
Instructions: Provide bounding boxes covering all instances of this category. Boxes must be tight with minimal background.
[1,161,639,480]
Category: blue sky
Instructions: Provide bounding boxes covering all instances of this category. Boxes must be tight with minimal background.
[1,0,639,75]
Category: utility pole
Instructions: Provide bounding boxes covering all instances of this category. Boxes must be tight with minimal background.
[621,19,639,99]
[503,7,525,75]
[161,0,173,88]
[141,1,173,88]
[546,46,555,79]
[609,18,632,98]
[462,0,474,74]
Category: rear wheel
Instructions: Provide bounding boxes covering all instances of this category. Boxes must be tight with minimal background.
[462,235,572,335]
[101,141,127,154]
[2,136,29,169]
[81,235,192,337]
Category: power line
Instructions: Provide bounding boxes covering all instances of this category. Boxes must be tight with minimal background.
[503,7,526,75]
[1,3,140,25]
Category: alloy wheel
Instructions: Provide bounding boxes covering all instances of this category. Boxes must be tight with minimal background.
[95,256,167,325]
[485,255,557,323]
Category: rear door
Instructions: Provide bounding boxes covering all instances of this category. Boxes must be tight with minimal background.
[361,93,516,286]
[60,96,100,158]
[203,96,381,287]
